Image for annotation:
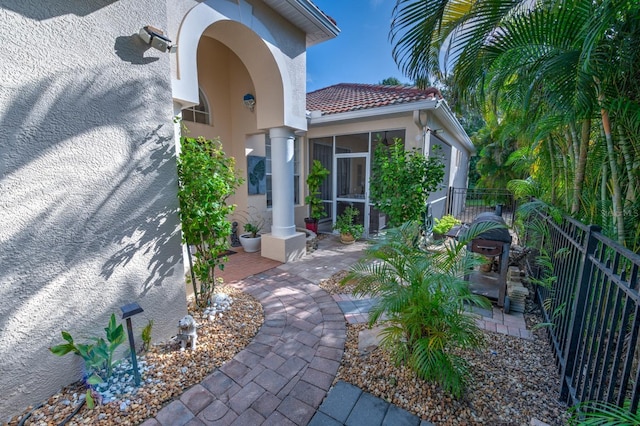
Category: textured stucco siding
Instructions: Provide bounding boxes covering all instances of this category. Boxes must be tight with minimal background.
[0,0,187,419]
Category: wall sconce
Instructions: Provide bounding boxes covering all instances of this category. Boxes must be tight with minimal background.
[121,302,144,386]
[243,93,256,112]
[138,25,177,53]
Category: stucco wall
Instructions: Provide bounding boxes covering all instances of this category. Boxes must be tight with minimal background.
[0,0,186,419]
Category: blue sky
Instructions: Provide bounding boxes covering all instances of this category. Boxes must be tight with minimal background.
[306,1,408,92]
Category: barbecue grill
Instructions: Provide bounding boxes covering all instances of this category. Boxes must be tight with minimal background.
[466,212,513,312]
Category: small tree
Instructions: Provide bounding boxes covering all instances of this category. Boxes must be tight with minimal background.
[370,138,445,227]
[177,136,243,308]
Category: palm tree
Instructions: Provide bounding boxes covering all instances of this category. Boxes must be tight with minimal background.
[343,221,501,397]
[390,0,640,246]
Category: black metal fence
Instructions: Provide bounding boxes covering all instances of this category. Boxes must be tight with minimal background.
[446,187,517,225]
[523,208,640,412]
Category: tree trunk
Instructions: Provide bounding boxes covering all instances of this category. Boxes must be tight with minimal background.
[571,119,590,215]
[601,158,608,229]
[617,124,637,203]
[601,108,626,245]
[548,138,557,205]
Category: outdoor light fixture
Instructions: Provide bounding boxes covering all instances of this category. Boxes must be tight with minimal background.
[243,93,256,111]
[121,302,144,386]
[138,25,177,53]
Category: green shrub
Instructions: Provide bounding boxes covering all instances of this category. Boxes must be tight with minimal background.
[177,136,243,308]
[370,139,444,227]
[433,215,461,235]
[343,220,504,398]
[333,206,364,240]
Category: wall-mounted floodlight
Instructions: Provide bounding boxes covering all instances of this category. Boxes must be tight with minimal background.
[138,25,177,53]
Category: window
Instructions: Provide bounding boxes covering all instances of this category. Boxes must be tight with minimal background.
[181,89,210,125]
[266,136,300,208]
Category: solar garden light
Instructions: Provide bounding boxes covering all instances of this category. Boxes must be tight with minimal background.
[120,302,144,386]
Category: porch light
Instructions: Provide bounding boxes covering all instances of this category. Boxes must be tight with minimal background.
[121,302,144,386]
[243,93,256,111]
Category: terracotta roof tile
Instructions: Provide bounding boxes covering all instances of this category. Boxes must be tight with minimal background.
[306,83,442,115]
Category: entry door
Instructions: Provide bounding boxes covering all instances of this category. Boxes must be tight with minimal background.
[334,154,369,235]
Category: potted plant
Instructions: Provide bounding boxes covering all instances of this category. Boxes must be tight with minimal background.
[333,206,364,244]
[304,160,330,233]
[432,214,461,240]
[239,210,264,253]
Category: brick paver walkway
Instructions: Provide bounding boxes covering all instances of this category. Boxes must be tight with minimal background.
[143,236,533,425]
[142,238,365,426]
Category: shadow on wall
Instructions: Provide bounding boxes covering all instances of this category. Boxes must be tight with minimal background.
[1,0,117,19]
[0,66,184,417]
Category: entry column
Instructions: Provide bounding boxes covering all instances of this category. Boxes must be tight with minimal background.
[261,127,306,262]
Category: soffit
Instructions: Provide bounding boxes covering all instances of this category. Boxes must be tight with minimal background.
[263,0,339,46]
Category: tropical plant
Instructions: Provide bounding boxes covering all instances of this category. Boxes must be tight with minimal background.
[333,206,364,240]
[343,220,504,397]
[243,222,262,238]
[569,400,640,425]
[305,160,330,221]
[370,138,444,227]
[50,313,126,408]
[433,215,461,235]
[177,136,244,308]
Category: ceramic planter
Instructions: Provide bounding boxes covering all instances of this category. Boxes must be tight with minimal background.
[304,218,318,234]
[239,234,261,253]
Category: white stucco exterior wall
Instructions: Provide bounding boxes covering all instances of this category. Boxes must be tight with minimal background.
[0,0,187,419]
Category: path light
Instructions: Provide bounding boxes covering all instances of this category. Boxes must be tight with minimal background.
[243,93,256,111]
[120,302,144,386]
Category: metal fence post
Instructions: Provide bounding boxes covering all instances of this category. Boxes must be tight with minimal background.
[560,224,601,403]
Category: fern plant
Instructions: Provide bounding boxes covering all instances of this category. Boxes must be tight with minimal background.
[343,220,503,398]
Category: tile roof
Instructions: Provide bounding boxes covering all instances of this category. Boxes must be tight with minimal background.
[306,83,442,115]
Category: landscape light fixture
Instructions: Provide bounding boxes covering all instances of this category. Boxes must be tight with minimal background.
[121,302,144,386]
[138,25,177,53]
[243,93,256,111]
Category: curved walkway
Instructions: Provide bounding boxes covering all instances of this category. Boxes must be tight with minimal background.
[141,239,364,426]
[142,237,528,425]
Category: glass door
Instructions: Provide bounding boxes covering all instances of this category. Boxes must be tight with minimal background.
[334,153,369,235]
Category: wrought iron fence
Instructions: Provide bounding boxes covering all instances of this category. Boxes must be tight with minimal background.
[523,207,640,413]
[446,187,517,226]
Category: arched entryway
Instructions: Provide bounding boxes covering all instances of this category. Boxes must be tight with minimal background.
[172,1,308,263]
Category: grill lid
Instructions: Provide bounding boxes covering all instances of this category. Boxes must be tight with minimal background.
[469,212,512,243]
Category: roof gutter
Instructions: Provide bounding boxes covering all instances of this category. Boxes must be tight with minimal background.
[290,0,340,41]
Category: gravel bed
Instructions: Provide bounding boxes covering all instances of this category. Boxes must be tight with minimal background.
[7,285,263,426]
[322,270,570,425]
